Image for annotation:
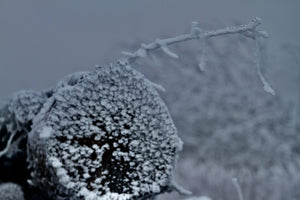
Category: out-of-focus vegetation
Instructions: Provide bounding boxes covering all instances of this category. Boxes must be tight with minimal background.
[124,32,300,200]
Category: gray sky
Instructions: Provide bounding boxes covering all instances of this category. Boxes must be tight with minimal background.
[0,0,299,100]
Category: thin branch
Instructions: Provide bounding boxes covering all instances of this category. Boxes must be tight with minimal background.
[0,130,17,158]
[198,37,207,72]
[122,17,266,62]
[254,35,275,95]
[170,181,192,196]
[144,79,166,92]
[156,39,179,59]
[232,178,244,200]
[121,17,275,95]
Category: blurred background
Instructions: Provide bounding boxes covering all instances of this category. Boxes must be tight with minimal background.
[0,1,299,199]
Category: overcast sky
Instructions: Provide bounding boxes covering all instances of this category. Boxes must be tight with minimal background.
[0,0,299,100]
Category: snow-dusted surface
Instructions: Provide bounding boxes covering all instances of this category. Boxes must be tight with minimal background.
[27,62,182,199]
[39,126,53,139]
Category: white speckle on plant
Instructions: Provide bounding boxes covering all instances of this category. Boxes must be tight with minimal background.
[39,126,53,139]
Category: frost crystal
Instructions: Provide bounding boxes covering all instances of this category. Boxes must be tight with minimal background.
[27,61,183,199]
[183,197,211,200]
[39,126,53,139]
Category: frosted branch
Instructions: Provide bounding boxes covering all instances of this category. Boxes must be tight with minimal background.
[145,79,166,92]
[0,131,17,158]
[122,17,275,95]
[170,181,192,196]
[254,35,275,95]
[232,178,244,200]
[122,17,266,62]
[156,39,179,59]
[198,37,207,71]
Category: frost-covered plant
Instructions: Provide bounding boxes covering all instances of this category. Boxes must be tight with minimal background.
[27,62,183,200]
[0,182,25,200]
[182,196,211,200]
[0,90,48,190]
[121,17,273,96]
[0,18,274,200]
[0,90,47,158]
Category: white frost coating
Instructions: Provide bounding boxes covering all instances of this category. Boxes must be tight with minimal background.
[39,126,53,139]
[232,178,244,200]
[56,167,71,185]
[27,62,182,200]
[184,197,212,200]
[98,193,132,200]
[78,187,98,200]
[156,39,179,59]
[198,37,207,72]
[98,144,110,162]
[144,79,166,92]
[123,18,267,62]
[49,157,63,168]
[171,181,192,196]
[254,36,275,96]
[79,187,132,200]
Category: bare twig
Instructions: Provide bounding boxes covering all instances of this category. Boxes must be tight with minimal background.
[0,130,17,158]
[198,36,207,72]
[122,17,266,62]
[254,35,275,95]
[232,178,244,200]
[144,79,166,92]
[122,17,275,95]
[170,181,192,196]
